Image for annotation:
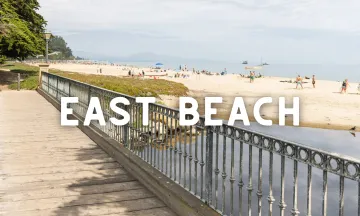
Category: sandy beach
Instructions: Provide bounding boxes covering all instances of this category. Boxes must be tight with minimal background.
[36,62,360,131]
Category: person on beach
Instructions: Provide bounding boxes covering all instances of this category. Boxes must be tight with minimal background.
[249,71,254,83]
[142,70,145,77]
[357,83,360,94]
[295,75,303,89]
[312,75,316,88]
[340,79,350,93]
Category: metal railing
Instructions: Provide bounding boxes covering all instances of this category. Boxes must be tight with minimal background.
[41,72,360,216]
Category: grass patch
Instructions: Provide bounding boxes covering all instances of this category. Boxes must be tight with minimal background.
[0,62,188,97]
[0,62,39,90]
[50,69,188,97]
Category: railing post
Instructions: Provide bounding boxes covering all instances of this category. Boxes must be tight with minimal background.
[88,86,91,105]
[205,125,214,205]
[56,76,59,99]
[123,103,129,148]
[68,81,71,97]
[47,73,49,92]
[38,64,49,89]
[17,73,20,91]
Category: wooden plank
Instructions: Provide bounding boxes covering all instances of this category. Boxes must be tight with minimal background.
[1,169,126,184]
[1,157,116,171]
[1,162,121,176]
[2,181,143,202]
[0,188,155,212]
[0,175,137,192]
[0,197,168,216]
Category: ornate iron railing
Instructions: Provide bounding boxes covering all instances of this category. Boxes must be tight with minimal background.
[41,72,360,216]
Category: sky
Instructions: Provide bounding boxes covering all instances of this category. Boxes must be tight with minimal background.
[38,0,360,64]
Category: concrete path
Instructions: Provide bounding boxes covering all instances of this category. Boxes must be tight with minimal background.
[0,90,176,216]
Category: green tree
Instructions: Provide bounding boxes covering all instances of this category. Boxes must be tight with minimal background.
[48,35,73,59]
[0,0,46,60]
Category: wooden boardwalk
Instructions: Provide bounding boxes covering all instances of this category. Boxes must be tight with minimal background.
[0,90,176,216]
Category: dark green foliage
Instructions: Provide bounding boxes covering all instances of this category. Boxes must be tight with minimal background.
[0,0,46,60]
[48,35,74,59]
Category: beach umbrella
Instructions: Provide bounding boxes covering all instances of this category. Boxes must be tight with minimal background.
[155,63,163,66]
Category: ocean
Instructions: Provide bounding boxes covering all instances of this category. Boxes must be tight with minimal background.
[114,61,360,82]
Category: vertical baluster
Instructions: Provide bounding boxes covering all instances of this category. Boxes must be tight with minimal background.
[339,176,344,216]
[267,151,275,216]
[200,128,205,199]
[162,112,165,173]
[174,118,178,182]
[139,105,143,157]
[141,105,144,159]
[279,155,286,216]
[146,105,151,163]
[189,125,193,192]
[152,110,156,166]
[307,165,312,216]
[151,110,154,166]
[157,113,160,169]
[130,102,134,150]
[230,139,235,216]
[194,126,199,195]
[221,126,227,213]
[139,104,141,155]
[215,130,220,210]
[166,115,169,176]
[132,102,136,150]
[135,105,139,155]
[179,125,183,183]
[184,125,187,188]
[257,148,263,216]
[322,170,328,216]
[154,111,158,167]
[238,141,244,216]
[205,126,213,205]
[170,116,173,179]
[248,145,253,216]
[291,160,299,216]
[120,100,123,145]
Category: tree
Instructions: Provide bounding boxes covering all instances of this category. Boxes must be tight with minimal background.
[0,0,46,60]
[48,36,73,59]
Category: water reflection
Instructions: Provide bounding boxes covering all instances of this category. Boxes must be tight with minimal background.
[140,124,359,215]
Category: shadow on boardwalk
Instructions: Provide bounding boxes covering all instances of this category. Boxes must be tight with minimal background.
[51,145,174,216]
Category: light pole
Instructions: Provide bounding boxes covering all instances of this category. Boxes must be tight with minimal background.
[44,31,52,63]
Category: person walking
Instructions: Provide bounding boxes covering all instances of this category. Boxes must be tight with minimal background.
[312,75,316,88]
[295,75,303,89]
[340,79,350,94]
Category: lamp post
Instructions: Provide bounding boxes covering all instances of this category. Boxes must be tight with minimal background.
[44,31,52,63]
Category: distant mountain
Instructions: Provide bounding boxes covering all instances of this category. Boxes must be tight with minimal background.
[121,52,188,62]
[72,51,226,64]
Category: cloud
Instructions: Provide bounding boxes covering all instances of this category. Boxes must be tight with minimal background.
[37,0,360,63]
